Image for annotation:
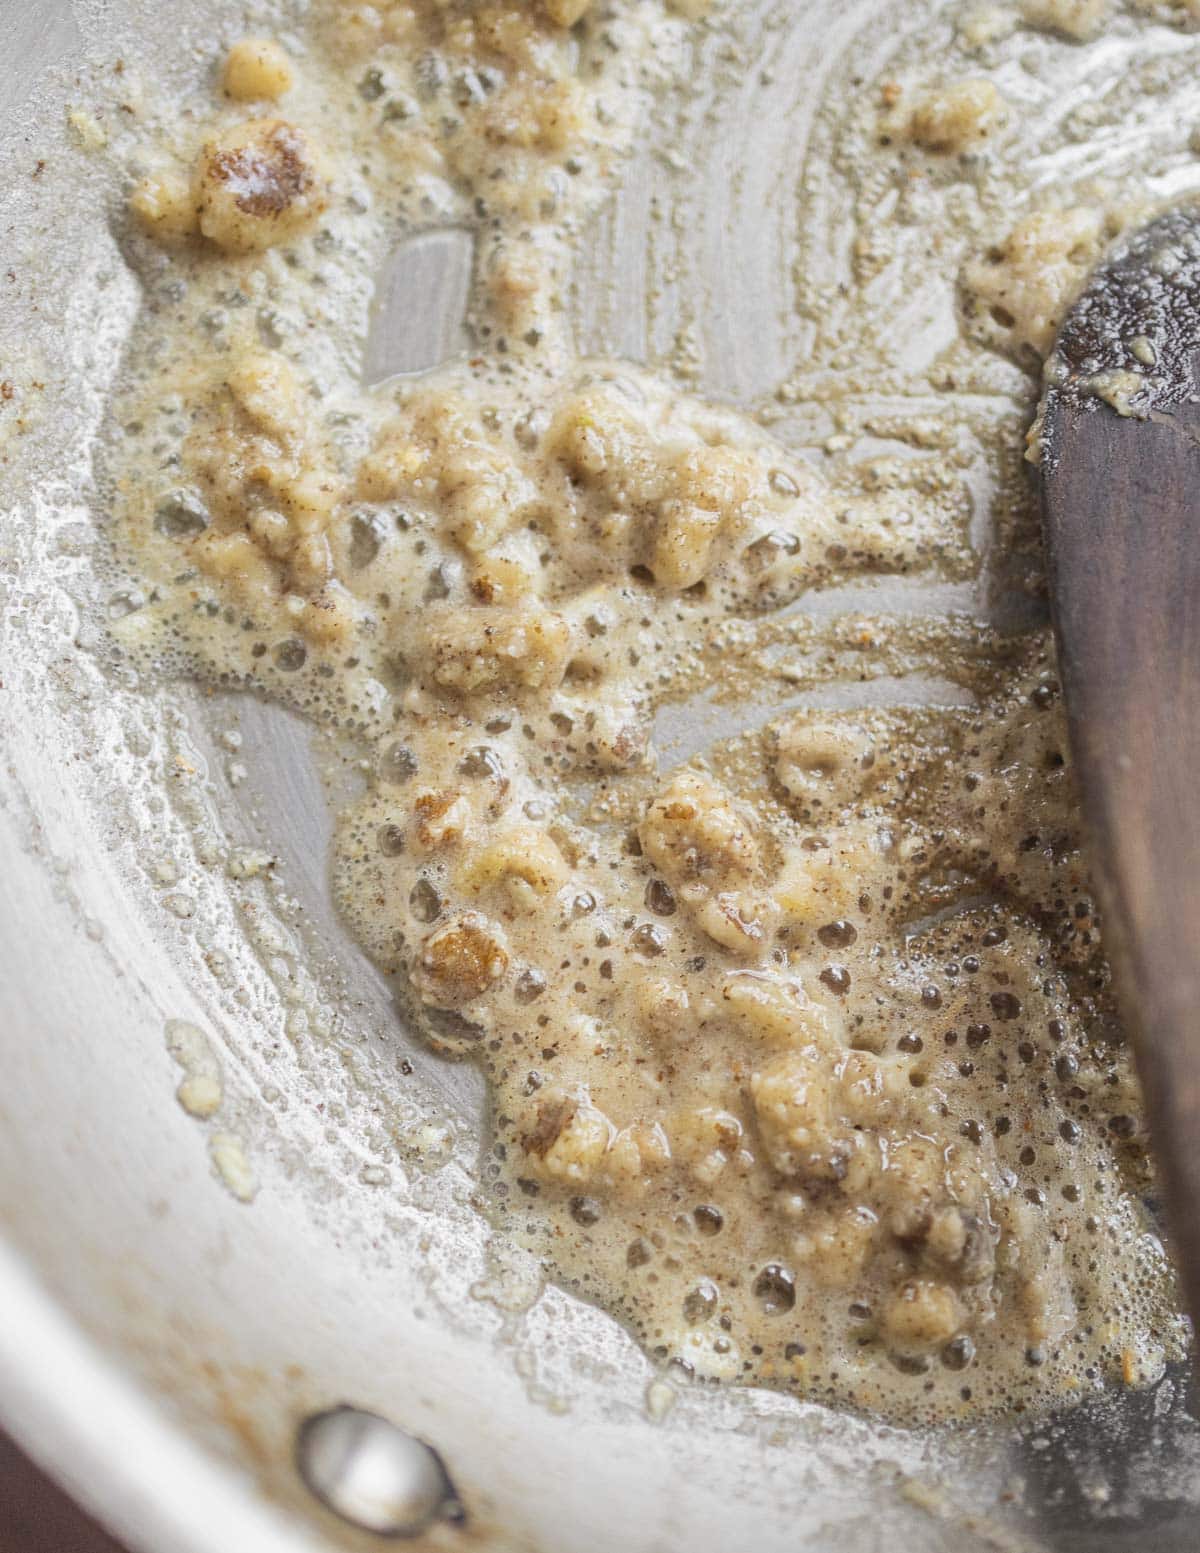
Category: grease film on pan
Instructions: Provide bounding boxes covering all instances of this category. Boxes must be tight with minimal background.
[97,0,1200,1426]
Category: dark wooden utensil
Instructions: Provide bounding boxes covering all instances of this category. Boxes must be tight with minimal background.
[1040,208,1200,1327]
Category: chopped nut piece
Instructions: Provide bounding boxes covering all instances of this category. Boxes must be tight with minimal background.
[1020,0,1110,39]
[194,118,330,252]
[413,912,509,1006]
[908,79,1005,153]
[410,788,472,851]
[544,0,594,23]
[721,975,834,1048]
[417,605,573,696]
[641,770,761,888]
[523,1093,614,1182]
[752,1051,853,1185]
[882,1280,964,1354]
[458,825,568,911]
[223,38,295,102]
[963,207,1106,359]
[130,172,199,241]
[633,976,692,1040]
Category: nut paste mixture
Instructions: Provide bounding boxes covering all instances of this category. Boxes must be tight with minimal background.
[100,0,1197,1423]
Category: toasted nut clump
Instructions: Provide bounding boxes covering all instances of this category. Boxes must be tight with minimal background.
[194,118,329,253]
[908,79,1005,153]
[458,826,568,912]
[963,206,1106,359]
[357,388,540,555]
[752,1050,853,1185]
[649,502,721,589]
[413,911,509,1006]
[417,605,574,696]
[641,770,779,950]
[882,1279,964,1354]
[180,350,346,639]
[669,1106,748,1187]
[523,1093,614,1182]
[641,770,761,888]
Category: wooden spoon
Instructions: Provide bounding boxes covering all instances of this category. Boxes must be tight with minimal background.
[1040,207,1200,1327]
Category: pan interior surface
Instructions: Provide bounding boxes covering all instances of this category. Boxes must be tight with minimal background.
[1,1,1199,1550]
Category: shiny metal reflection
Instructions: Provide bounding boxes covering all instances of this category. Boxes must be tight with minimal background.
[296,1406,464,1538]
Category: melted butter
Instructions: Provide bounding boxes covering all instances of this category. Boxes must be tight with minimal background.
[99,0,1190,1424]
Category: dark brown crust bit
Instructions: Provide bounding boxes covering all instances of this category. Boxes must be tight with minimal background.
[211,123,313,217]
[412,789,461,846]
[522,1095,577,1157]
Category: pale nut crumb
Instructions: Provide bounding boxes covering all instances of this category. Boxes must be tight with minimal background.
[882,1280,964,1355]
[908,79,1006,153]
[963,206,1106,358]
[543,0,594,24]
[1020,0,1111,39]
[130,171,199,242]
[223,38,295,102]
[958,6,1018,47]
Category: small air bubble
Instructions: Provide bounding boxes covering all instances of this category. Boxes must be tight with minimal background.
[381,743,418,782]
[941,1335,975,1371]
[694,1205,723,1236]
[515,968,546,1004]
[409,879,441,922]
[154,490,209,539]
[378,824,405,857]
[753,1264,796,1314]
[273,638,307,672]
[683,1280,718,1325]
[632,922,669,957]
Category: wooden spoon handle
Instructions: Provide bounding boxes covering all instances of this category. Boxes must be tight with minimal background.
[1043,393,1200,1323]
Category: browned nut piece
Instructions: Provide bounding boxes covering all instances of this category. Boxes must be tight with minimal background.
[194,118,329,253]
[412,912,509,1006]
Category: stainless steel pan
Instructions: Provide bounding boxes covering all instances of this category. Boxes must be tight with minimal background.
[1,2,1199,1548]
